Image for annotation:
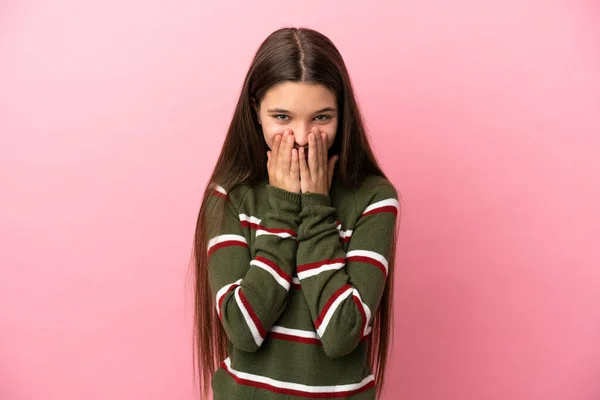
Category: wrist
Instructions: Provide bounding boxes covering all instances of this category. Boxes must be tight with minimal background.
[267,184,302,207]
[301,191,331,207]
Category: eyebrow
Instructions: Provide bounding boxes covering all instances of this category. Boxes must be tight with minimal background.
[266,107,337,114]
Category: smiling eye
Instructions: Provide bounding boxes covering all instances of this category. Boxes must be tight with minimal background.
[274,114,290,121]
[314,115,330,122]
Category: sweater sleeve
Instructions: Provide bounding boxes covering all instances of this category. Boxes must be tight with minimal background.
[206,183,301,353]
[296,183,399,358]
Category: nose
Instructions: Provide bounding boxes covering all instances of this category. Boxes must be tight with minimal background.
[292,129,309,148]
[291,124,314,149]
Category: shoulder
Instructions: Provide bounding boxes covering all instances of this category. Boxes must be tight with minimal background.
[355,175,399,200]
[208,181,253,209]
[350,175,400,217]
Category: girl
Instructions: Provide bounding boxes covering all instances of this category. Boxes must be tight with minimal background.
[192,27,400,399]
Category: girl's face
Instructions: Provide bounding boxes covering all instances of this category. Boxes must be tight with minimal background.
[254,81,338,158]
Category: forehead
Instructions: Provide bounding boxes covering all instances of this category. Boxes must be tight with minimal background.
[261,81,336,112]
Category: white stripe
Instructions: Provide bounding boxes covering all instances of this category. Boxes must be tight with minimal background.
[270,325,370,340]
[292,277,300,285]
[249,259,290,291]
[234,287,264,347]
[339,229,353,239]
[239,213,261,225]
[255,229,295,239]
[336,224,353,239]
[215,279,243,317]
[207,234,247,254]
[214,184,227,195]
[223,357,374,394]
[270,325,319,340]
[352,289,372,337]
[297,261,345,280]
[346,249,388,275]
[317,286,353,338]
[362,198,399,215]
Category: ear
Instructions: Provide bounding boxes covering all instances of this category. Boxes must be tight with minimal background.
[250,97,261,125]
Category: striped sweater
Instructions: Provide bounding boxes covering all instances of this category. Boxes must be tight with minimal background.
[206,174,399,399]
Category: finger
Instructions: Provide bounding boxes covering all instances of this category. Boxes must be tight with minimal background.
[308,129,318,177]
[299,146,309,180]
[272,133,282,167]
[283,130,294,175]
[277,130,291,174]
[316,128,324,173]
[290,148,299,182]
[321,133,329,169]
[267,151,271,166]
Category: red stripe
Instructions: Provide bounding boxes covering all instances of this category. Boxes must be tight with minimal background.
[292,282,301,290]
[218,284,239,321]
[254,256,292,283]
[237,288,266,339]
[314,284,352,329]
[361,205,397,217]
[269,332,321,345]
[208,240,248,257]
[211,189,229,201]
[352,294,368,337]
[269,331,370,345]
[221,361,375,398]
[239,220,297,237]
[240,220,261,230]
[259,226,297,236]
[241,221,297,237]
[297,257,346,274]
[346,255,387,278]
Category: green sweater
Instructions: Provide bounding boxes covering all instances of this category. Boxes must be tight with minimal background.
[206,174,399,399]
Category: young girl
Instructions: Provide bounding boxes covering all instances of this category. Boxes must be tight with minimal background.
[192,27,400,399]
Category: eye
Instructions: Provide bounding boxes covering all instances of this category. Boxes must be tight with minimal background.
[314,115,330,122]
[273,114,290,121]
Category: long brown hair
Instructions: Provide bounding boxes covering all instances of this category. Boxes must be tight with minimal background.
[191,26,400,399]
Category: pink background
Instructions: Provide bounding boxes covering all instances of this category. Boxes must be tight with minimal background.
[1,1,599,399]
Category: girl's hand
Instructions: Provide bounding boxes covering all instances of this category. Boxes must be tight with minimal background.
[267,129,301,194]
[299,127,339,196]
